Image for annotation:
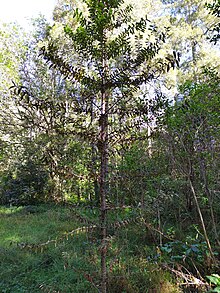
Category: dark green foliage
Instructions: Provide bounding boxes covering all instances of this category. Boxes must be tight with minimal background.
[157,240,213,273]
[0,160,49,205]
[207,274,220,292]
[206,0,220,44]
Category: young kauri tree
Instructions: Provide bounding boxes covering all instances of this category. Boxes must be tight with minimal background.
[13,0,179,291]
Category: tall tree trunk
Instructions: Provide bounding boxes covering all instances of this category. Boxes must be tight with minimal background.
[100,54,109,292]
[91,97,100,204]
[100,125,107,293]
[100,111,108,293]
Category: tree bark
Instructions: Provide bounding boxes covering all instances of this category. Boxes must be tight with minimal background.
[99,52,109,292]
[100,111,108,293]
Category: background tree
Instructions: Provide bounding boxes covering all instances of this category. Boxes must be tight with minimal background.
[206,0,220,43]
[159,67,220,262]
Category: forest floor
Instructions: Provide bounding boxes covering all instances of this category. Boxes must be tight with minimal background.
[0,204,214,292]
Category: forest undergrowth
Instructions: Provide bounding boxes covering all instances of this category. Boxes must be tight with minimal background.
[0,204,218,293]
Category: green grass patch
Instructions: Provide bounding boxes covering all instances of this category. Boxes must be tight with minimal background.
[0,204,183,292]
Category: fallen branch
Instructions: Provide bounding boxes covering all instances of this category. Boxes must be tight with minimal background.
[161,263,210,290]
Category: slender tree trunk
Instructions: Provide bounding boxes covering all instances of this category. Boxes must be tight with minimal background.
[100,111,108,293]
[91,97,100,204]
[188,178,216,264]
[158,209,162,246]
[100,53,109,292]
[199,157,220,246]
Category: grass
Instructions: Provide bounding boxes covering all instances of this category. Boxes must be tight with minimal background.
[0,204,98,293]
[0,204,197,292]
